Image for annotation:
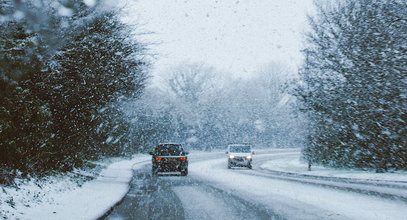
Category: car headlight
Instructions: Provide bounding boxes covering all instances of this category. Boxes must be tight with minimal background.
[246,155,252,159]
[229,155,235,159]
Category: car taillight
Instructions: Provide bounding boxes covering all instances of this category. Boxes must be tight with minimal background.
[155,157,162,161]
[179,157,187,160]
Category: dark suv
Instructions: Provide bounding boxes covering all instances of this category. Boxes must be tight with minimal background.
[149,143,189,176]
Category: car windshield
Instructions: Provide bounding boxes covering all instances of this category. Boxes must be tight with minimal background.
[229,145,251,153]
[154,144,183,156]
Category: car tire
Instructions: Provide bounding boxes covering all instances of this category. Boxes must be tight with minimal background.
[152,167,159,176]
[181,168,188,176]
[247,163,252,169]
[227,162,232,169]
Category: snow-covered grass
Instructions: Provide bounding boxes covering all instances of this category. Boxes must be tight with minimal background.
[0,154,149,220]
[258,148,407,182]
[2,149,406,219]
[190,152,407,220]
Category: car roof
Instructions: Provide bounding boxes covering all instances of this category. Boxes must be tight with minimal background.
[156,143,182,148]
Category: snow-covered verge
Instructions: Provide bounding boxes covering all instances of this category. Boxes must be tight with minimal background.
[258,148,407,182]
[190,152,407,219]
[0,154,149,220]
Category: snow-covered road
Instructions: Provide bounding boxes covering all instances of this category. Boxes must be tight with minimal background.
[105,149,407,220]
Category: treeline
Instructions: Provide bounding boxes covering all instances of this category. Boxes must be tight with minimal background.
[127,62,306,152]
[0,0,149,183]
[293,0,406,171]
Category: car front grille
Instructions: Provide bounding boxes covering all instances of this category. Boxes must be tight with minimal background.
[234,157,246,161]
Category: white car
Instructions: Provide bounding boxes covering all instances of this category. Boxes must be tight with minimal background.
[226,144,253,169]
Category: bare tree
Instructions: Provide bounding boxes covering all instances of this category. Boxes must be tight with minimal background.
[166,62,218,104]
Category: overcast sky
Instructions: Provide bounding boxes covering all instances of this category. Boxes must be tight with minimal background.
[127,0,315,80]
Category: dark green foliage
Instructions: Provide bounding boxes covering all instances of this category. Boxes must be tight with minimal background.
[0,1,148,183]
[294,0,406,171]
[0,84,54,179]
[38,11,148,168]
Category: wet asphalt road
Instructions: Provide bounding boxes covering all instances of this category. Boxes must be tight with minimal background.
[104,163,278,220]
[104,166,185,220]
[101,151,407,220]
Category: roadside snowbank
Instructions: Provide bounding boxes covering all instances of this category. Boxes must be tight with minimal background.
[258,149,407,182]
[190,152,407,220]
[0,154,149,220]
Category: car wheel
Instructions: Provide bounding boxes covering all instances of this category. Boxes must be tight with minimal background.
[227,162,232,169]
[247,163,252,169]
[152,167,159,176]
[181,168,188,176]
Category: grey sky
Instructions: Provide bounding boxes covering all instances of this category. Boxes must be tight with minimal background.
[128,0,315,79]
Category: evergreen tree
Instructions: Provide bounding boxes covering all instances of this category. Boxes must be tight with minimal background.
[293,0,406,171]
[0,0,149,182]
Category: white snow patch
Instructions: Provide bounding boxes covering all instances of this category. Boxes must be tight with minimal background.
[260,149,407,182]
[83,0,97,7]
[0,155,149,219]
[58,6,73,17]
[190,151,407,220]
